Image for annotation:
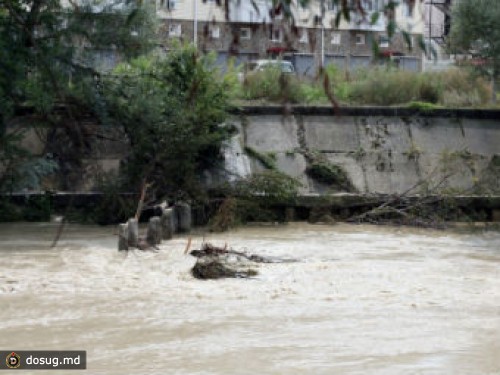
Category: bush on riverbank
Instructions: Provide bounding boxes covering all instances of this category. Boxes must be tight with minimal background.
[105,45,234,199]
[209,170,302,231]
[240,67,305,103]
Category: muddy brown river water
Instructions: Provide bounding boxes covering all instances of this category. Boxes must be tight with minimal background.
[0,222,499,375]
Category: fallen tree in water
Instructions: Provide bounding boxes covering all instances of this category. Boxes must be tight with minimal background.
[346,169,476,228]
[190,243,296,280]
[346,194,452,228]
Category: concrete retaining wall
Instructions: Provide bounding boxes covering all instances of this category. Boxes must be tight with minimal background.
[227,107,500,195]
[6,107,500,195]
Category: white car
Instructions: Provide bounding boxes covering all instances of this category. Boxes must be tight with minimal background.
[238,59,296,81]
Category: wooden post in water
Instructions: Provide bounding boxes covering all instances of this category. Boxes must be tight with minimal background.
[118,223,129,251]
[160,208,175,240]
[172,206,179,233]
[127,218,139,248]
[176,202,192,233]
[147,216,162,246]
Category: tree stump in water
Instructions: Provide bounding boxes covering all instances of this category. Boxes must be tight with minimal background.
[160,208,175,240]
[147,216,162,246]
[127,218,139,248]
[176,202,192,233]
[492,209,500,222]
[118,223,129,251]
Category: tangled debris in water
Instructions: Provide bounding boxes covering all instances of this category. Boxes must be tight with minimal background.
[189,243,297,280]
[191,260,258,279]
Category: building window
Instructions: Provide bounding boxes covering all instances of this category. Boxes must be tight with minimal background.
[331,32,341,45]
[299,29,309,44]
[362,0,373,12]
[168,24,182,37]
[360,0,384,12]
[404,2,413,17]
[160,0,176,10]
[269,26,282,42]
[379,35,389,48]
[327,0,336,11]
[240,27,251,40]
[355,33,365,45]
[210,25,220,39]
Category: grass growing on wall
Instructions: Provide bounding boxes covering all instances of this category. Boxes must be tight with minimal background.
[244,146,277,170]
[406,101,444,111]
[304,152,356,192]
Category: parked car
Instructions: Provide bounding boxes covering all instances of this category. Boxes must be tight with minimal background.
[238,59,296,81]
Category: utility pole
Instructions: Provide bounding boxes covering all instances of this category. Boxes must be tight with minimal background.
[320,0,325,68]
[193,0,198,48]
[428,0,432,60]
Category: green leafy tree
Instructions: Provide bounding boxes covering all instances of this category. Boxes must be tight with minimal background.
[104,46,234,199]
[450,0,500,103]
[0,0,156,191]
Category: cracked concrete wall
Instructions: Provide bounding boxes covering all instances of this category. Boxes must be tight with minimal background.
[237,114,500,195]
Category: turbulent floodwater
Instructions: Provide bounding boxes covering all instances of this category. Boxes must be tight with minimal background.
[0,222,499,375]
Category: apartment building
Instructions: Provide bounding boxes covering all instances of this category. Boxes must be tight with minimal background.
[157,0,426,74]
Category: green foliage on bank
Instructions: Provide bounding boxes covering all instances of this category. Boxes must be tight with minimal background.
[450,0,500,103]
[304,152,356,192]
[0,0,157,194]
[244,146,277,170]
[1,0,234,203]
[240,67,305,103]
[234,170,301,203]
[226,64,493,108]
[0,195,52,222]
[104,45,234,199]
[209,170,302,231]
[1,0,238,225]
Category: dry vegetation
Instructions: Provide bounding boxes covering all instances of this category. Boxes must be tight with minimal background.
[224,64,493,108]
